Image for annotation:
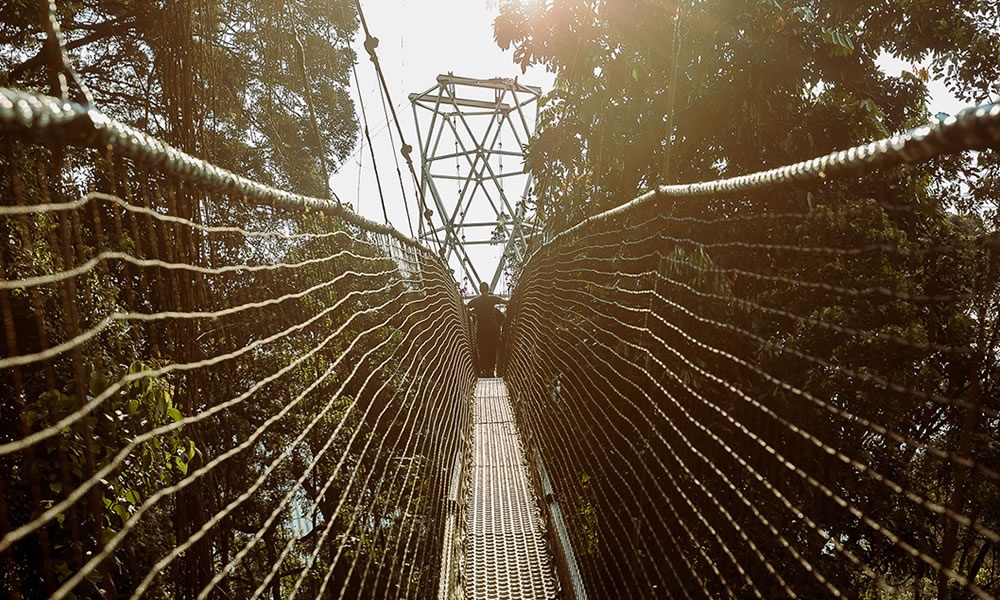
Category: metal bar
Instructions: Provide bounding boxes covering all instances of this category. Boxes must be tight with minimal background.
[448,96,522,224]
[489,210,524,291]
[419,85,445,160]
[459,240,517,246]
[426,149,525,163]
[433,113,490,275]
[411,104,510,118]
[444,90,527,290]
[504,106,529,153]
[436,73,543,95]
[522,449,588,600]
[442,108,505,234]
[406,74,545,292]
[413,95,514,112]
[427,221,514,231]
[411,101,428,239]
[433,213,484,287]
[444,102,506,209]
[439,86,500,230]
[512,88,536,151]
[491,109,534,252]
[425,170,529,181]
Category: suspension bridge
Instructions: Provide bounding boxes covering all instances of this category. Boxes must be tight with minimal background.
[3,4,1000,600]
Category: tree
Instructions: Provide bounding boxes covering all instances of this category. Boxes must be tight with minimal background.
[0,0,359,196]
[1,4,472,598]
[494,0,999,232]
[495,0,1000,597]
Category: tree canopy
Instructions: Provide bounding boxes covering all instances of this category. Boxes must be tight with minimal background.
[1,3,475,599]
[495,1,1000,597]
[1,0,359,196]
[495,0,999,231]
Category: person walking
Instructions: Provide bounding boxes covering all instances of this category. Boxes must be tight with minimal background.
[467,282,507,377]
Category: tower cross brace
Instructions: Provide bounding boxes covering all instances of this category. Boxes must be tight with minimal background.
[409,73,542,294]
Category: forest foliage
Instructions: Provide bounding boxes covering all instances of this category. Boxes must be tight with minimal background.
[495,0,999,231]
[1,2,475,599]
[495,0,1000,598]
[1,0,359,196]
[1,0,999,598]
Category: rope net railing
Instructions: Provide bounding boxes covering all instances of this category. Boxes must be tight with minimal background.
[0,89,475,599]
[502,106,1000,599]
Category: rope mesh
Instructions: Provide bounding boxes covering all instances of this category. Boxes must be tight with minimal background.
[3,9,1000,595]
[0,114,475,598]
[503,166,1000,598]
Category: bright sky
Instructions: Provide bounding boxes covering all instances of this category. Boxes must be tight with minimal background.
[877,53,973,117]
[330,1,978,295]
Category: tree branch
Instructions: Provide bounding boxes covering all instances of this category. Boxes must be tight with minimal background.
[8,16,137,83]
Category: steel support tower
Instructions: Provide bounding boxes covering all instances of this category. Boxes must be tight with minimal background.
[409,74,542,294]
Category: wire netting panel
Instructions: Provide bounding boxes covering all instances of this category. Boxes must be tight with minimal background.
[0,138,475,599]
[502,185,1000,599]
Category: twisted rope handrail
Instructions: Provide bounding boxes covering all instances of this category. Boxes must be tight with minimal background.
[0,87,422,249]
[551,102,1000,246]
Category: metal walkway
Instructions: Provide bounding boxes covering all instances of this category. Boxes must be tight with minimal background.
[464,378,557,599]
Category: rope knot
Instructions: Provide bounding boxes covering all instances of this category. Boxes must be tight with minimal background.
[364,35,379,60]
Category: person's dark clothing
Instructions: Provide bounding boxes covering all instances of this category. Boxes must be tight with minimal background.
[468,294,504,333]
[493,306,505,336]
[468,294,504,376]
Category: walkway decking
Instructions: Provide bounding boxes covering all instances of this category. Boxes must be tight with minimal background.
[464,378,557,599]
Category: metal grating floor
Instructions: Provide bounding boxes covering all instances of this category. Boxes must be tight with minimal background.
[464,378,557,599]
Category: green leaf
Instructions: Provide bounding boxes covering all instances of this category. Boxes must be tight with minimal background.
[113,503,129,523]
[792,6,815,23]
[167,407,182,422]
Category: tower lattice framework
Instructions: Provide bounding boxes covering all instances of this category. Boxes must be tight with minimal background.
[409,74,542,294]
